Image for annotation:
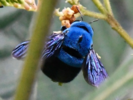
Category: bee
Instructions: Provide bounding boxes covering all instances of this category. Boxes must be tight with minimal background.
[12,21,108,87]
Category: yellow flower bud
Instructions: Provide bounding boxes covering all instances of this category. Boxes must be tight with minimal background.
[61,20,70,28]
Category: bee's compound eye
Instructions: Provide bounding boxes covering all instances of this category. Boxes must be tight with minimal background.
[78,35,83,43]
[90,44,93,49]
[61,26,67,31]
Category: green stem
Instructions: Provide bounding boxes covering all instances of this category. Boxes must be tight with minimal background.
[106,14,133,48]
[14,0,58,100]
[17,0,24,4]
[92,0,133,48]
[81,9,106,20]
[66,0,79,5]
[104,0,113,16]
[0,0,10,6]
[67,0,133,48]
[92,0,107,14]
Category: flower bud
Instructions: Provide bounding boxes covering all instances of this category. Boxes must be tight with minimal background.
[62,8,74,19]
[61,20,70,28]
[71,5,80,14]
[69,15,76,23]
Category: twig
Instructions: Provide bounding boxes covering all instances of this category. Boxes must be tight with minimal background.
[92,0,107,14]
[105,14,133,47]
[14,0,59,100]
[66,0,133,48]
[104,0,113,16]
[81,8,106,20]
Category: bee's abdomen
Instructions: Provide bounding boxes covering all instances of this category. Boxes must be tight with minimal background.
[41,56,81,83]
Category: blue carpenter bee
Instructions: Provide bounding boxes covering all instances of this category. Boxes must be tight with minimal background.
[12,21,108,87]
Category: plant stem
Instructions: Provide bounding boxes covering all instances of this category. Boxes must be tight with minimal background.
[92,0,107,14]
[14,0,58,100]
[92,0,133,48]
[81,8,106,20]
[106,14,133,48]
[0,0,9,6]
[104,0,113,16]
[67,0,133,48]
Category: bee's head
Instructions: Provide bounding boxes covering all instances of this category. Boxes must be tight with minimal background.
[70,21,94,37]
[58,21,93,67]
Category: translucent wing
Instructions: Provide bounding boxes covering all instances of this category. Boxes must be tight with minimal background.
[12,32,64,60]
[82,49,108,87]
[12,41,29,59]
[42,33,64,58]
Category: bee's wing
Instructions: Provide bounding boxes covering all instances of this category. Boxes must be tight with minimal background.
[42,33,64,58]
[12,41,29,59]
[12,32,64,60]
[82,49,108,87]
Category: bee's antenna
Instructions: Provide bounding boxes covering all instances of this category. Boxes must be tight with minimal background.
[89,19,99,24]
[76,6,83,21]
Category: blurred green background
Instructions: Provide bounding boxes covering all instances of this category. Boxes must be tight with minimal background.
[0,0,133,100]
